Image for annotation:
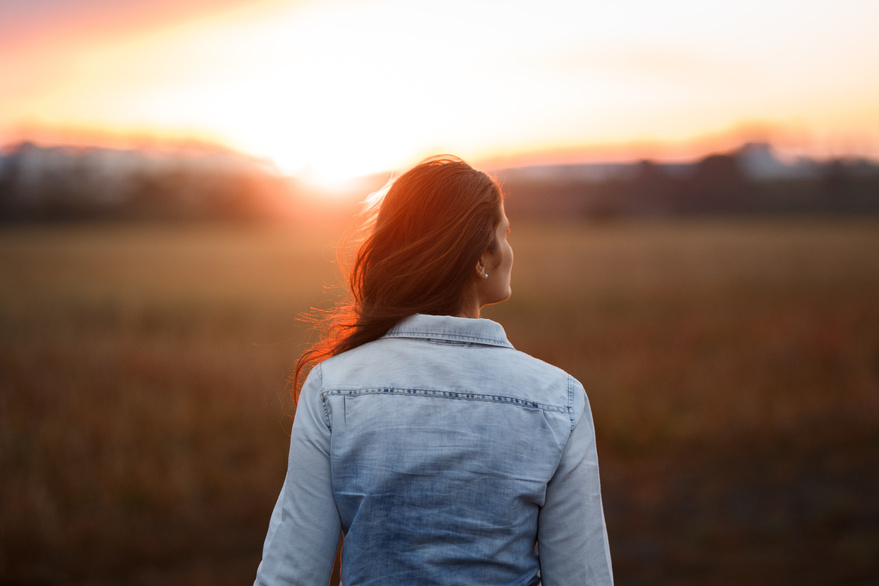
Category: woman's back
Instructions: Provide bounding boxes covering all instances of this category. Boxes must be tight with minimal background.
[257,314,612,585]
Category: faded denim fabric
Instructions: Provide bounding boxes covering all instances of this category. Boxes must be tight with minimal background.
[255,314,613,586]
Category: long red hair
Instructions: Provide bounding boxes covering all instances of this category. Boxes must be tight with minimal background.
[291,155,504,401]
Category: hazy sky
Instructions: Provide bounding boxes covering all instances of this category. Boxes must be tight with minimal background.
[3,0,879,179]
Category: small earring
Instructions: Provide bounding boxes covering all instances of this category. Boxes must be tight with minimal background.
[483,272,488,279]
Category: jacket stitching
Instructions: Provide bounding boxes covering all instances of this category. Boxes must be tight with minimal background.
[315,365,333,431]
[320,387,568,413]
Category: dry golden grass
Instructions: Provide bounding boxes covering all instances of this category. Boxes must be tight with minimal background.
[1,218,877,584]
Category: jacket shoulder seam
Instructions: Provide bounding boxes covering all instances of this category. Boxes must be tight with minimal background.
[315,364,332,431]
[567,376,576,432]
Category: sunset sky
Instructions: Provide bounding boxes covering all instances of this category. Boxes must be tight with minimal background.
[3,0,879,180]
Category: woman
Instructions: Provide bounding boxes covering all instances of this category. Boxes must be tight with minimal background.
[254,156,613,585]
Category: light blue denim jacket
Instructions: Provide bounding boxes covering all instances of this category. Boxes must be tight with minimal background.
[255,314,613,585]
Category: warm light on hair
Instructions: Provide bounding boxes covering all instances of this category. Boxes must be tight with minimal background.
[291,155,504,401]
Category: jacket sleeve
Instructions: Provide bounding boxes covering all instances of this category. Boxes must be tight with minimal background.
[537,379,614,585]
[254,365,341,585]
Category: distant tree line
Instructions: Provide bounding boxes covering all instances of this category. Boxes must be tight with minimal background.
[1,142,877,224]
[0,142,312,223]
[502,153,879,221]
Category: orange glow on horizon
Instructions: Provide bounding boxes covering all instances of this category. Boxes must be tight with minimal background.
[3,0,879,179]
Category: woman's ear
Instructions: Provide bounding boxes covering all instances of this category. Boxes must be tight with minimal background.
[474,255,487,278]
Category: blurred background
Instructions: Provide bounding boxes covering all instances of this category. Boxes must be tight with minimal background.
[2,0,878,584]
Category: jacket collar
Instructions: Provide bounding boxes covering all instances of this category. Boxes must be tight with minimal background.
[385,314,514,349]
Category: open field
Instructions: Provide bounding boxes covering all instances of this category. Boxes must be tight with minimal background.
[1,219,878,585]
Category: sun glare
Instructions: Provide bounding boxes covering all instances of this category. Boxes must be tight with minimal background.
[178,1,475,180]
